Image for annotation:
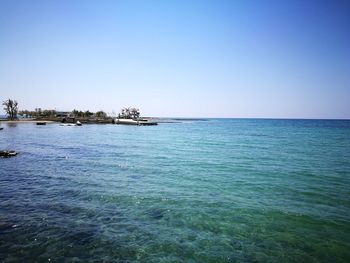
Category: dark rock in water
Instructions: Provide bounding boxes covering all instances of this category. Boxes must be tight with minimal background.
[0,222,17,230]
[146,208,166,220]
[36,122,46,125]
[0,150,18,158]
[0,127,3,130]
[68,230,95,245]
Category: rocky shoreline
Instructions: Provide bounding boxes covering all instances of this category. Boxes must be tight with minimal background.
[0,151,18,158]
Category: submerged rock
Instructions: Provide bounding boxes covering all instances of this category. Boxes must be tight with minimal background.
[145,208,167,220]
[0,222,17,230]
[0,150,18,158]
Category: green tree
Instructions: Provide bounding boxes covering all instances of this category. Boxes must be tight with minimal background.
[96,111,107,118]
[84,110,93,117]
[42,110,57,117]
[72,109,79,117]
[3,99,18,119]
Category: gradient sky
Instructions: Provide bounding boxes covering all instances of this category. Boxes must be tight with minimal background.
[0,0,349,118]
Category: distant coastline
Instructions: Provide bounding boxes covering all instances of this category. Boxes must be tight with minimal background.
[0,119,55,123]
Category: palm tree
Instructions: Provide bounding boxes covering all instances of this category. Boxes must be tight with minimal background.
[124,107,131,119]
[119,107,140,119]
[120,108,126,118]
[130,108,140,120]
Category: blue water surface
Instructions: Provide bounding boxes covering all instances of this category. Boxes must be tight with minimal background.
[1,119,350,262]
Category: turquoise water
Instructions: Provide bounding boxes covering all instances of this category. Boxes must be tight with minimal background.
[1,119,350,262]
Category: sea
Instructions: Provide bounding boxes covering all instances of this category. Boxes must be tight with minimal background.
[0,119,349,262]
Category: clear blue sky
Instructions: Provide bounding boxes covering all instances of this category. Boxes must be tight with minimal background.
[1,0,349,118]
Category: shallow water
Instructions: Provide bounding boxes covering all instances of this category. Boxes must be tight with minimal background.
[1,119,350,262]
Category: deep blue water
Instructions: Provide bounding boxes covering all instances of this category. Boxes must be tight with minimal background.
[0,119,350,262]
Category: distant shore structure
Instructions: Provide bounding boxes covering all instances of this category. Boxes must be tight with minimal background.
[114,107,158,126]
[1,99,158,125]
[114,118,158,126]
